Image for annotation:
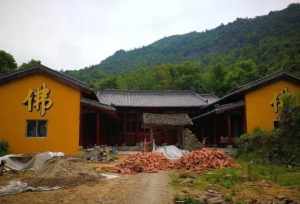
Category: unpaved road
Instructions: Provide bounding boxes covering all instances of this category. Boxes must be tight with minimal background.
[0,171,174,204]
[100,171,173,204]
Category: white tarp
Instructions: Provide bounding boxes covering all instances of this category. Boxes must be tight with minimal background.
[0,180,61,196]
[156,145,188,160]
[0,152,64,171]
[100,173,119,179]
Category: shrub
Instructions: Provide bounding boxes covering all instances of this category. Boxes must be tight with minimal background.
[0,140,9,156]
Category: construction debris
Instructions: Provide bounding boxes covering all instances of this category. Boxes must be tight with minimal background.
[174,148,236,172]
[112,148,235,174]
[113,152,172,174]
[37,157,101,179]
[2,157,107,190]
[83,146,116,162]
[0,152,64,172]
[0,180,61,197]
[182,128,203,151]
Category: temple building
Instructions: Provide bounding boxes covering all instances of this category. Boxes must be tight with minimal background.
[0,65,299,154]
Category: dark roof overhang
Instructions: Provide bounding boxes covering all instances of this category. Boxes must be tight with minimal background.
[193,101,244,120]
[205,71,300,108]
[0,65,96,98]
[80,98,116,112]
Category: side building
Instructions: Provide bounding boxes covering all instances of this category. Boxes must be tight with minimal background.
[0,66,114,154]
[193,72,300,146]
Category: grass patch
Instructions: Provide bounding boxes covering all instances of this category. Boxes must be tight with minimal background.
[238,160,300,187]
[195,168,243,189]
[171,161,300,189]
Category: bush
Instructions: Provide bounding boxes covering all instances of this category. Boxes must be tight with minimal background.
[237,128,271,152]
[0,140,9,156]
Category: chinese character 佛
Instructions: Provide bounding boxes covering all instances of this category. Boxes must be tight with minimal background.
[22,83,53,116]
[270,88,288,113]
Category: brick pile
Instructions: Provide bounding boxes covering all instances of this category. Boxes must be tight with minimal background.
[114,152,173,174]
[114,148,236,174]
[174,148,236,173]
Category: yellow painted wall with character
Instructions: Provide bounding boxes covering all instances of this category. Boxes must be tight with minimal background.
[0,73,81,154]
[245,79,300,133]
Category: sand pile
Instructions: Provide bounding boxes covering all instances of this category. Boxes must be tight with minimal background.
[24,158,103,187]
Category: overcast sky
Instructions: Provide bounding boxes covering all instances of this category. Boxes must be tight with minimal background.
[0,0,298,70]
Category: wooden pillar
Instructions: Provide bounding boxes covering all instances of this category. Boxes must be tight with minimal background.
[79,111,83,146]
[123,112,127,144]
[242,108,247,134]
[180,127,184,148]
[227,114,232,144]
[96,112,100,145]
[213,115,217,145]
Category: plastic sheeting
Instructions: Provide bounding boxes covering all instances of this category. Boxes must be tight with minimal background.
[0,152,64,171]
[0,180,61,196]
[156,145,188,160]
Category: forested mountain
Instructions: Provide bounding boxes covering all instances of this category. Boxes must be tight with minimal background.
[66,4,300,95]
[65,4,300,95]
[68,3,300,75]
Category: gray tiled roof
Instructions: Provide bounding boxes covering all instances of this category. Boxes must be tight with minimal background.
[97,89,217,107]
[198,94,219,104]
[211,71,300,106]
[143,113,193,126]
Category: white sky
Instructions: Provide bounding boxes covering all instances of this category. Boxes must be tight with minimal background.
[0,0,298,70]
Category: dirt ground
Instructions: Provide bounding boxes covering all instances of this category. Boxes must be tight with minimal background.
[0,171,174,204]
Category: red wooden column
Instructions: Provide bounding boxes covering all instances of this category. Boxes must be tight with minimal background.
[213,115,217,145]
[227,114,232,144]
[242,108,247,133]
[79,107,83,146]
[96,112,100,145]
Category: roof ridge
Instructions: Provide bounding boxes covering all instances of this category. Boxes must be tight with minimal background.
[235,70,291,90]
[0,65,94,95]
[99,89,198,95]
[206,70,300,107]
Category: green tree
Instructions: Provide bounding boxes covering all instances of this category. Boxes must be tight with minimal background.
[225,59,258,90]
[0,50,17,74]
[19,59,42,69]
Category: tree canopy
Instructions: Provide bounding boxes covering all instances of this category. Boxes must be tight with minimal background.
[19,59,42,69]
[65,4,300,96]
[0,50,17,74]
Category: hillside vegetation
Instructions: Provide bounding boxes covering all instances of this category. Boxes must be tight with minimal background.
[66,4,300,96]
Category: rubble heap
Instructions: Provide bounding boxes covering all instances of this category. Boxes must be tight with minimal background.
[174,148,236,172]
[113,148,236,174]
[114,152,172,174]
[182,129,203,151]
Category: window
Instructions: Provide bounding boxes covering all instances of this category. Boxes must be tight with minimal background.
[26,120,47,137]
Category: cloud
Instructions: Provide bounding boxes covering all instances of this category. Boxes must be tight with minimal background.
[0,0,297,70]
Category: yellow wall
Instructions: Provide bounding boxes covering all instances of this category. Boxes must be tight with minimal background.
[245,79,300,133]
[0,73,81,154]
